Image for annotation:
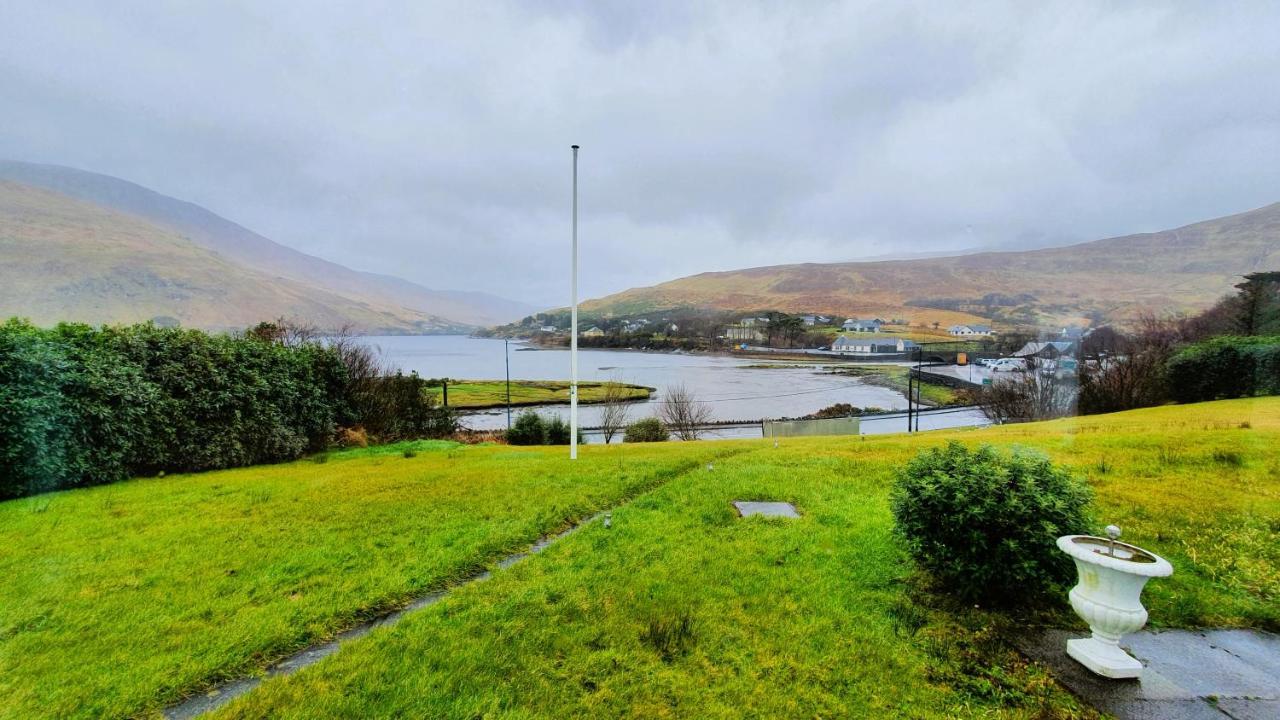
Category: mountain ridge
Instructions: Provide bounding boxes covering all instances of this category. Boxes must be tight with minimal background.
[0,161,535,327]
[576,201,1280,327]
[0,181,471,333]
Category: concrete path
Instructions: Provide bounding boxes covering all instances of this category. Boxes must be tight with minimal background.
[1020,628,1280,719]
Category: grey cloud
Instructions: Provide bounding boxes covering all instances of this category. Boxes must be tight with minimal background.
[2,1,1278,307]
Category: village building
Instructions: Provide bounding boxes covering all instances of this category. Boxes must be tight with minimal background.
[831,335,916,354]
[841,318,882,332]
[948,324,993,336]
[1012,340,1076,359]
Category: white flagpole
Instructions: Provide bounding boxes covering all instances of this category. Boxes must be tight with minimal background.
[570,144,580,460]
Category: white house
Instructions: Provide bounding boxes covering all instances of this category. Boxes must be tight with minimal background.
[948,324,993,337]
[841,318,882,332]
[539,325,557,332]
[832,335,916,354]
[801,315,817,326]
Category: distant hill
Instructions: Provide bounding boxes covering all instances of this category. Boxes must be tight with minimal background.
[0,181,475,333]
[0,161,536,327]
[579,202,1280,328]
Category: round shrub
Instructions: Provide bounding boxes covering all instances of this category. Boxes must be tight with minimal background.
[543,415,584,445]
[506,411,546,445]
[890,441,1092,606]
[623,417,669,443]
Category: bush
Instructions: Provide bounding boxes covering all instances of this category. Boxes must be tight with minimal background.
[507,412,546,445]
[890,441,1092,606]
[1166,335,1280,402]
[623,417,669,442]
[543,415,584,445]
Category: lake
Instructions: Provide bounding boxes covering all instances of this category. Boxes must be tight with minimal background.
[367,335,989,440]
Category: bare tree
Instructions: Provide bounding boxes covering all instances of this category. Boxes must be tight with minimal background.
[660,383,713,440]
[598,380,632,444]
[971,368,1076,424]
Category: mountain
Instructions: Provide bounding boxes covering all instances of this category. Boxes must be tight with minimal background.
[0,181,474,333]
[0,161,536,327]
[579,202,1280,328]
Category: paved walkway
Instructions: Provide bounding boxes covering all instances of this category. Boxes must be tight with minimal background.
[1020,628,1280,719]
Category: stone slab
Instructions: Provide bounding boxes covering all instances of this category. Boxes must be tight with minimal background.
[732,501,800,518]
[1018,628,1280,720]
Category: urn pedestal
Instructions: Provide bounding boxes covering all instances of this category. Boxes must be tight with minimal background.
[1056,532,1173,679]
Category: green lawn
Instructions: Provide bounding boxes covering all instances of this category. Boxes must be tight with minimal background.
[2,398,1277,719]
[427,380,651,409]
[0,440,730,719]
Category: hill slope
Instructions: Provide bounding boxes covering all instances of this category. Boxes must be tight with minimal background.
[0,182,465,332]
[0,161,535,326]
[582,202,1280,327]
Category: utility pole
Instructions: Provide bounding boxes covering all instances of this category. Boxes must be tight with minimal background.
[906,360,913,433]
[570,145,580,460]
[504,338,511,431]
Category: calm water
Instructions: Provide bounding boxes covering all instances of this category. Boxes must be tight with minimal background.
[367,335,988,439]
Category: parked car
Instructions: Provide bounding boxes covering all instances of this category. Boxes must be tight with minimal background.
[988,357,1027,372]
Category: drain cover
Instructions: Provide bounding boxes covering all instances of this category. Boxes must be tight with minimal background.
[732,501,800,518]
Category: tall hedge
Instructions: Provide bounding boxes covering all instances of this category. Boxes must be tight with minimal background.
[0,320,352,499]
[1166,335,1280,403]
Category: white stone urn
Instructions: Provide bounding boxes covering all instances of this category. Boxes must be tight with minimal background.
[1057,527,1173,679]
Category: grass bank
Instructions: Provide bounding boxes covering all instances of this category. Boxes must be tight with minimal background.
[831,364,961,406]
[427,380,651,409]
[2,398,1277,718]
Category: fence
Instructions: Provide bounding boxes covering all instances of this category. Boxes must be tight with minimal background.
[762,416,861,438]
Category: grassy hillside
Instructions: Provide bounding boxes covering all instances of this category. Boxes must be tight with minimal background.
[581,202,1280,328]
[0,161,536,326]
[2,398,1276,718]
[0,181,467,333]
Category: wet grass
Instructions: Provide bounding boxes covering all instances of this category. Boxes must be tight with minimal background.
[214,398,1276,719]
[0,440,733,719]
[427,380,650,409]
[833,364,961,406]
[3,397,1277,719]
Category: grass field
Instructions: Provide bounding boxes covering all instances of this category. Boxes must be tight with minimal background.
[426,380,651,409]
[2,398,1277,719]
[0,441,731,719]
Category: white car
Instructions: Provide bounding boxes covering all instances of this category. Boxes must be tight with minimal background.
[988,358,1027,372]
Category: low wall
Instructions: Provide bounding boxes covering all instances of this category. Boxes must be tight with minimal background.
[763,416,861,438]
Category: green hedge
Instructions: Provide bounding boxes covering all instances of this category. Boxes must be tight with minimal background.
[1,320,354,499]
[1166,336,1280,403]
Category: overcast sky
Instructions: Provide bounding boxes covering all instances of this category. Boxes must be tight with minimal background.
[2,2,1278,307]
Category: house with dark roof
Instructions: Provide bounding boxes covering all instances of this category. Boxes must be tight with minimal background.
[1012,341,1075,359]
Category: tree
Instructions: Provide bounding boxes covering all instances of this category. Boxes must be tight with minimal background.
[659,383,712,440]
[597,380,631,443]
[1235,271,1280,336]
[970,367,1076,424]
